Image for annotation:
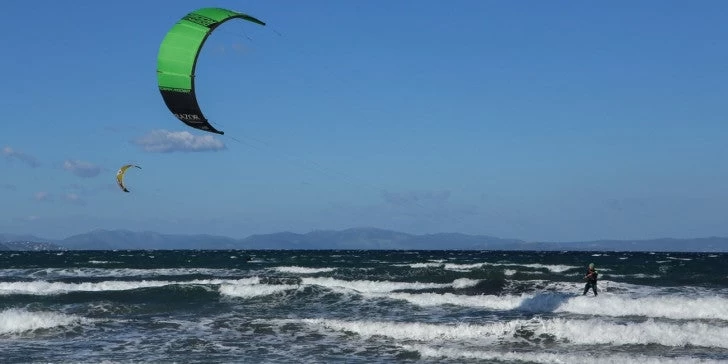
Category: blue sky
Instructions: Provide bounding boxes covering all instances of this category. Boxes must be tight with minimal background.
[1,0,727,241]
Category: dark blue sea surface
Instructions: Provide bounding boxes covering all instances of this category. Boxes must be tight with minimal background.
[1,249,727,363]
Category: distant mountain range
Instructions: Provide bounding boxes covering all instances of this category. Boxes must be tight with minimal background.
[1,228,727,252]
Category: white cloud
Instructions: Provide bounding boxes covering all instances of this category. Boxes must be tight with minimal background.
[131,129,226,153]
[13,215,40,222]
[34,191,52,201]
[63,160,102,178]
[31,191,87,206]
[63,192,86,206]
[381,190,451,206]
[2,146,40,167]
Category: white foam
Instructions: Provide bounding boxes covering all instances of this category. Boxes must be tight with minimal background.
[294,318,512,342]
[300,277,451,293]
[288,316,728,349]
[401,261,580,273]
[607,273,662,279]
[219,283,298,298]
[0,277,259,295]
[492,262,581,273]
[452,278,480,289]
[370,289,728,321]
[403,344,726,364]
[273,266,336,274]
[0,267,247,279]
[537,318,728,348]
[397,262,442,269]
[217,276,482,299]
[0,308,87,334]
[382,291,522,310]
[442,263,488,271]
[558,294,728,321]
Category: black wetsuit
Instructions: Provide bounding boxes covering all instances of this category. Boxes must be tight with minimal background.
[582,268,598,296]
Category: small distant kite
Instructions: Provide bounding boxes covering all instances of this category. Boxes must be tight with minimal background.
[116,164,142,193]
[156,7,266,135]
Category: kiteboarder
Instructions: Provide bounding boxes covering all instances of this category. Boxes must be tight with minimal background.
[582,263,598,296]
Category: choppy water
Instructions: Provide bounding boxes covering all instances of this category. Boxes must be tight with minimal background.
[1,249,727,363]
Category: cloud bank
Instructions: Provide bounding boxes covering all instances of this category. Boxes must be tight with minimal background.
[1,184,16,191]
[2,146,40,167]
[381,190,452,206]
[131,129,226,153]
[63,160,102,178]
[63,192,87,206]
[32,191,87,206]
[34,191,52,202]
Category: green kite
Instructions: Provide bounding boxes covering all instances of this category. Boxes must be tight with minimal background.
[157,8,266,135]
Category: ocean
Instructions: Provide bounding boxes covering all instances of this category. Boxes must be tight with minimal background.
[1,249,727,363]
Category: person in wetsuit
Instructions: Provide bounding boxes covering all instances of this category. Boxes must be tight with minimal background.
[582,262,598,296]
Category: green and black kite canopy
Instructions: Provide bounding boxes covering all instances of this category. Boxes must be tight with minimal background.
[157,8,265,135]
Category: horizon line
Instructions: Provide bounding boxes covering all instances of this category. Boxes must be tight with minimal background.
[2,226,727,244]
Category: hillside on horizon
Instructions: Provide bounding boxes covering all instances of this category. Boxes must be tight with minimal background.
[1,227,727,252]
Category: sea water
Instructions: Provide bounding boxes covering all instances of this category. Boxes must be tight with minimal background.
[1,249,726,363]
